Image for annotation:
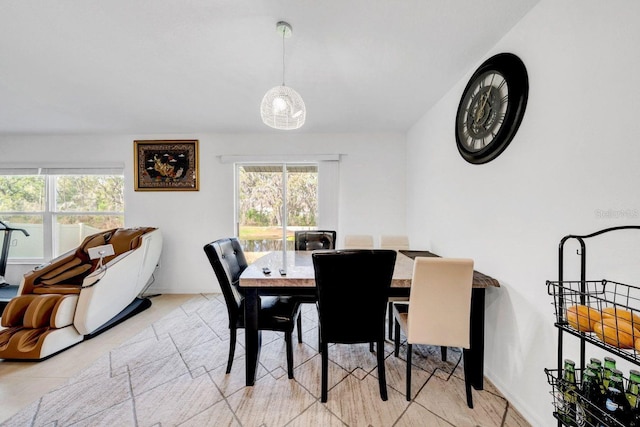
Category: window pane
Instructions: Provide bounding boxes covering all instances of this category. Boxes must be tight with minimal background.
[237,166,285,258]
[236,164,318,260]
[286,166,318,229]
[55,175,124,212]
[55,215,124,255]
[0,176,45,211]
[0,215,44,259]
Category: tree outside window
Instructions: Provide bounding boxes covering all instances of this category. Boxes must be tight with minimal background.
[237,164,318,258]
[0,174,124,261]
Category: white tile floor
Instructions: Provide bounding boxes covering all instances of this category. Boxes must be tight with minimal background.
[0,294,530,426]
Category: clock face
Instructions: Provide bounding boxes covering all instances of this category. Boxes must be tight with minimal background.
[455,53,528,164]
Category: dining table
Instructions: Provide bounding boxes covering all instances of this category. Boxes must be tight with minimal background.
[238,249,500,387]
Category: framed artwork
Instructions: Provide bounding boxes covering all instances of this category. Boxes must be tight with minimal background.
[134,140,199,191]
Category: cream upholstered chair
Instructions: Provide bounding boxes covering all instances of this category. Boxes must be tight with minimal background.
[393,257,474,407]
[380,235,410,339]
[343,234,374,249]
[379,235,410,251]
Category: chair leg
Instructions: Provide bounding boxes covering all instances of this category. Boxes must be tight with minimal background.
[377,340,388,401]
[369,342,374,352]
[394,318,401,357]
[387,301,393,339]
[285,332,294,379]
[297,315,303,344]
[406,343,412,401]
[226,327,237,374]
[441,346,447,361]
[463,348,473,408]
[321,342,329,402]
[316,304,322,351]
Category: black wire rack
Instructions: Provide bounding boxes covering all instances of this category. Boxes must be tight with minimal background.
[547,279,640,365]
[545,367,626,427]
[548,226,640,427]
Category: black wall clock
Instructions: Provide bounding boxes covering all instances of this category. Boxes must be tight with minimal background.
[455,52,529,164]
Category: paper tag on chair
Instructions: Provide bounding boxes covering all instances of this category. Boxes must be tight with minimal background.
[87,244,115,260]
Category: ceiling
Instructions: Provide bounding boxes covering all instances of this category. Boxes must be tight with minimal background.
[0,0,539,135]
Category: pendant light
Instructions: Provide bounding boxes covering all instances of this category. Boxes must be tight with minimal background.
[260,21,306,130]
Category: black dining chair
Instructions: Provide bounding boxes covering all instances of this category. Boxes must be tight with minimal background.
[203,237,301,379]
[292,230,337,344]
[312,249,397,402]
[294,230,337,251]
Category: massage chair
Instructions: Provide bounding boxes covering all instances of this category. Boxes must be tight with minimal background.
[0,227,162,360]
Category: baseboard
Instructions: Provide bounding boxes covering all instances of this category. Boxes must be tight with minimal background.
[143,286,219,295]
[484,367,546,427]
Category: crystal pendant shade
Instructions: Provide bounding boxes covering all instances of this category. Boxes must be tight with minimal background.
[260,85,306,130]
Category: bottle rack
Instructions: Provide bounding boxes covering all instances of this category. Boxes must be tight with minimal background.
[545,368,626,427]
[547,225,640,427]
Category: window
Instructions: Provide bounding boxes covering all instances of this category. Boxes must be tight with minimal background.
[0,167,124,262]
[236,164,318,259]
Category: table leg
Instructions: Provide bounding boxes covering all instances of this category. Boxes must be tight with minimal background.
[244,288,261,386]
[469,288,485,390]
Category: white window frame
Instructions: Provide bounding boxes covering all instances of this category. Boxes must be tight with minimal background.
[234,162,320,242]
[0,163,124,263]
[221,154,339,235]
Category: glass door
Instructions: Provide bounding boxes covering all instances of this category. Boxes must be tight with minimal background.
[236,164,318,261]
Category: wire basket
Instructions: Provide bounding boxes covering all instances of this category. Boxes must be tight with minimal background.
[545,368,627,427]
[547,280,640,364]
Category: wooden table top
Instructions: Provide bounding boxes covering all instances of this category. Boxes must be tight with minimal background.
[399,250,500,288]
[239,250,499,289]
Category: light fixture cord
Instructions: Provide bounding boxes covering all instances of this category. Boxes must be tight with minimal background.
[282,28,286,86]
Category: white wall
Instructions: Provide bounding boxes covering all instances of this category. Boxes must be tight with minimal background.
[0,132,406,293]
[406,1,640,425]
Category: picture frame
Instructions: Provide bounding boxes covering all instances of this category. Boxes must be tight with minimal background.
[134,140,199,191]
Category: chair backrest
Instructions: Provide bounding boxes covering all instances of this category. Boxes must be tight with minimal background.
[407,257,474,348]
[28,227,157,290]
[379,235,410,250]
[343,234,374,249]
[295,230,336,251]
[203,238,248,325]
[312,249,396,344]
